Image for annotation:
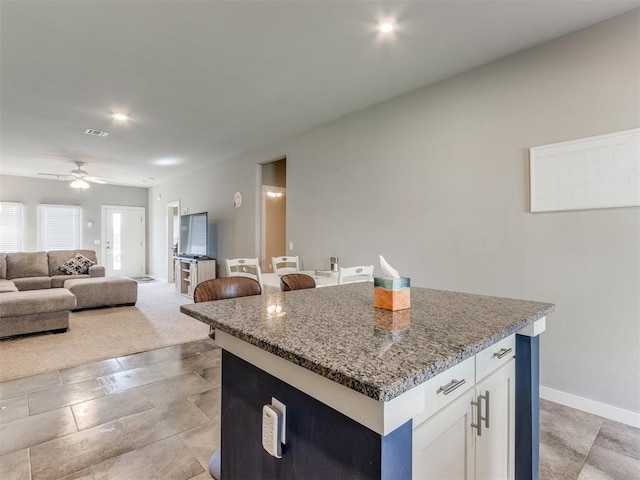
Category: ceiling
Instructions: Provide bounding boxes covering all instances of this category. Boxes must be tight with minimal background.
[1,1,638,188]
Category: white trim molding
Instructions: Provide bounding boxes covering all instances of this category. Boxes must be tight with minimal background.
[540,386,640,428]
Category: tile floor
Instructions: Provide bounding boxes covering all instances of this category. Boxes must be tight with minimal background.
[539,399,640,480]
[0,339,220,480]
[0,338,638,480]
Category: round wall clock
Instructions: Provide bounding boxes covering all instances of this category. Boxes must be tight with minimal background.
[233,191,243,208]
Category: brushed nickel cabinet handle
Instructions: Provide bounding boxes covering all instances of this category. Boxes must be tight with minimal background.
[493,347,513,359]
[471,397,482,436]
[437,378,466,395]
[479,390,490,429]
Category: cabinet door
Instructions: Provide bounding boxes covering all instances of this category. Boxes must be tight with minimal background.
[188,262,198,297]
[413,389,475,480]
[475,359,515,480]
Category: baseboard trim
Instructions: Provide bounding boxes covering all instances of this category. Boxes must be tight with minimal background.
[540,386,640,427]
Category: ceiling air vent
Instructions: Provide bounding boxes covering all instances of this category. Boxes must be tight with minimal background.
[85,128,109,137]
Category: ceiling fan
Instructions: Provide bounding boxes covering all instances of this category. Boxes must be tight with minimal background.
[37,161,109,189]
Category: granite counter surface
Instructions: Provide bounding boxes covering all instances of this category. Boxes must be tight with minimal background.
[180,283,554,402]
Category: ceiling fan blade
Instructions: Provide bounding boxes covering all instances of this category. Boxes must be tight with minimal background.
[87,178,107,184]
[37,172,72,179]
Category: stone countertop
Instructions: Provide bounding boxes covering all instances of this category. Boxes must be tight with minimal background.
[180,283,554,402]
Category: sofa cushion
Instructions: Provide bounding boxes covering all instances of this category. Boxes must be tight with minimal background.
[59,253,95,275]
[48,250,98,276]
[65,276,137,310]
[6,252,49,279]
[0,289,76,317]
[0,253,6,279]
[0,279,18,293]
[51,274,89,288]
[12,277,52,291]
[88,265,105,277]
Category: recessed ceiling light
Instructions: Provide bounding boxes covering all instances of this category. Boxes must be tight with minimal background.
[112,113,129,121]
[376,18,395,33]
[152,157,183,166]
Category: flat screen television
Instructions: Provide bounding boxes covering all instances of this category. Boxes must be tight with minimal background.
[179,212,208,258]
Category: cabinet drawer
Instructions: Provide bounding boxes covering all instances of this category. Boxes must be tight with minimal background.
[414,355,475,426]
[476,334,515,382]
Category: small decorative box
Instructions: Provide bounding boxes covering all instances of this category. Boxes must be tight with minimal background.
[373,277,411,311]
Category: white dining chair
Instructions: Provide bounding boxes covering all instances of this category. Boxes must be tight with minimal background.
[337,265,374,285]
[225,258,264,292]
[271,256,300,275]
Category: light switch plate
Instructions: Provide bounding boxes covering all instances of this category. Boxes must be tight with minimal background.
[271,397,286,444]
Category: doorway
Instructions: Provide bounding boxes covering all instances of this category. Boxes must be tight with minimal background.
[166,200,180,282]
[102,205,146,278]
[260,158,286,273]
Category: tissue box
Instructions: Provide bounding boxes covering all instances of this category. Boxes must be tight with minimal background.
[373,277,410,311]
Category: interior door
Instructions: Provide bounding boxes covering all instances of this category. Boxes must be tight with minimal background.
[102,205,145,278]
[261,185,286,272]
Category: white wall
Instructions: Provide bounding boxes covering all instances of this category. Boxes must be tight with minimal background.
[149,11,640,416]
[0,175,148,264]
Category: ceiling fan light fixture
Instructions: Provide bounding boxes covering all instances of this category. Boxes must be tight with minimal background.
[376,18,395,33]
[70,178,90,190]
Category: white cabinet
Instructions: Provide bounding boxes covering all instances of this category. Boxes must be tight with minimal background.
[414,389,476,479]
[475,359,515,480]
[413,337,516,480]
[174,257,216,298]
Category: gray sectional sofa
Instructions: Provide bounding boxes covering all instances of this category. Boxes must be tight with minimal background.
[0,250,105,292]
[0,250,136,338]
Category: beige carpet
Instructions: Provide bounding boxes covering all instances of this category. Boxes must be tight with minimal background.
[0,282,210,382]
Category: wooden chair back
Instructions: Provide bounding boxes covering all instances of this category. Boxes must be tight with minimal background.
[194,277,262,340]
[194,277,262,303]
[280,273,316,292]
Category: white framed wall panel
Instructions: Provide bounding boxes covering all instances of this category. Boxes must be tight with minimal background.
[530,128,640,212]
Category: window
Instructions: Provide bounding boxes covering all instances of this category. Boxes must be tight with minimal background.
[0,202,24,252]
[38,204,82,250]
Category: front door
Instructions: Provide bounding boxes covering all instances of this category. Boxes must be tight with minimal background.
[102,205,145,278]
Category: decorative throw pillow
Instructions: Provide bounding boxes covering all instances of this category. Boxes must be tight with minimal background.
[59,253,94,275]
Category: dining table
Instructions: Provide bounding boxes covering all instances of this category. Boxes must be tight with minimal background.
[261,269,339,293]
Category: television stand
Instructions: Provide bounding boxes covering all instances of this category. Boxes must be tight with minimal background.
[174,257,216,298]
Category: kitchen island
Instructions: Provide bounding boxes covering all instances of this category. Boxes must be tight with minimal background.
[181,283,554,479]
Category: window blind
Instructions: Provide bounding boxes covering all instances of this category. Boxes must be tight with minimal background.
[0,202,24,252]
[38,204,82,250]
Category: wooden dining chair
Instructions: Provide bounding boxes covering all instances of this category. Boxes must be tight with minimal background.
[337,265,374,285]
[225,258,264,292]
[280,273,316,292]
[194,277,262,339]
[271,256,300,275]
